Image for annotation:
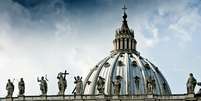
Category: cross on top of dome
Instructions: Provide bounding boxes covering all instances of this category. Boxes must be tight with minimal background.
[112,0,137,53]
[122,0,127,19]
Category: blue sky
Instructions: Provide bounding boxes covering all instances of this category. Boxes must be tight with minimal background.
[0,0,201,97]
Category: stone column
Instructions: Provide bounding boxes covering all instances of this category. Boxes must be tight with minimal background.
[120,39,123,49]
[124,38,127,50]
[113,39,117,50]
[128,39,132,49]
[132,39,135,50]
[116,39,119,50]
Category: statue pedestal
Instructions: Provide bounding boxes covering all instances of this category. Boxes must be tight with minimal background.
[96,94,105,99]
[75,95,82,99]
[145,95,155,101]
[39,96,47,100]
[147,94,154,98]
[17,96,24,100]
[187,94,195,97]
[185,94,196,101]
[112,96,119,99]
[5,97,12,101]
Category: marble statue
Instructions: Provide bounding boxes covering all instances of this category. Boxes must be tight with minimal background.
[6,79,14,97]
[186,73,197,94]
[57,70,69,95]
[37,76,48,96]
[135,76,140,90]
[97,76,105,94]
[18,78,25,96]
[196,82,201,95]
[112,76,121,95]
[147,77,155,94]
[72,76,83,95]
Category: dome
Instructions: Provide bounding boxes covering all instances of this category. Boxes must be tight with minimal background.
[83,7,171,95]
[83,53,171,95]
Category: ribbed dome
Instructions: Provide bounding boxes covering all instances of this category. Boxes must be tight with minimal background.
[83,5,171,95]
[83,53,171,95]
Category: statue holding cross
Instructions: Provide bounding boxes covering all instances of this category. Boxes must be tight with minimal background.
[57,70,69,95]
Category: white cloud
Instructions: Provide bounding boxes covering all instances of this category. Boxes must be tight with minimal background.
[169,8,201,46]
[136,24,160,49]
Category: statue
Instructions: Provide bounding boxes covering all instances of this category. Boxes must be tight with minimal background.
[186,73,197,94]
[112,76,122,95]
[135,76,140,90]
[37,76,48,96]
[197,82,201,96]
[6,79,14,97]
[57,70,69,95]
[146,77,155,94]
[72,76,83,95]
[97,76,105,94]
[18,78,25,96]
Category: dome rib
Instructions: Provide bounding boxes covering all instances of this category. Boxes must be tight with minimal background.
[108,53,121,95]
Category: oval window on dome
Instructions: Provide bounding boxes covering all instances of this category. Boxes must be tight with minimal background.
[104,62,110,68]
[144,63,150,69]
[120,54,124,57]
[129,54,133,58]
[154,67,160,73]
[117,60,124,66]
[132,60,137,66]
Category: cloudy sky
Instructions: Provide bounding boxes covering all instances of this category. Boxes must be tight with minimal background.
[0,0,201,97]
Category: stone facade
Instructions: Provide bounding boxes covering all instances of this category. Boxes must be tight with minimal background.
[0,94,201,101]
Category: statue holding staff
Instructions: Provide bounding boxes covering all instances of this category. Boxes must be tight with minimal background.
[37,76,48,96]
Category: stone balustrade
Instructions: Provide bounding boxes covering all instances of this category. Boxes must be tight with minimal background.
[0,94,201,101]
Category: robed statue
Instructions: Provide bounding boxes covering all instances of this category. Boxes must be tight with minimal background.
[197,82,201,95]
[37,76,48,96]
[97,76,105,94]
[18,78,25,96]
[112,76,122,95]
[186,73,197,94]
[57,70,69,95]
[146,77,155,94]
[6,79,14,97]
[72,76,83,95]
